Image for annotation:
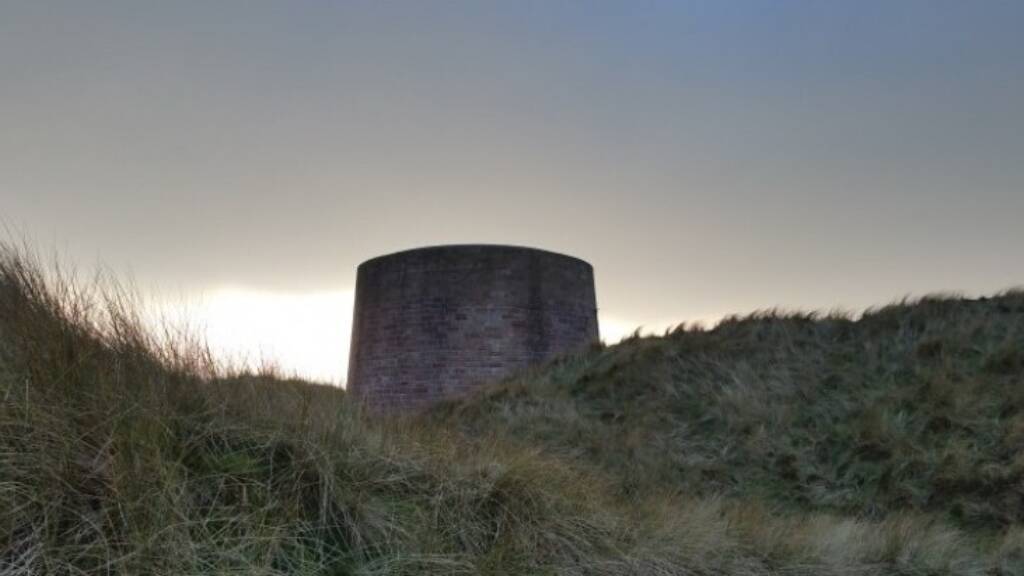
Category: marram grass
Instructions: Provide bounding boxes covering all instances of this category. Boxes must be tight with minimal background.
[1,242,1022,574]
[440,290,1024,531]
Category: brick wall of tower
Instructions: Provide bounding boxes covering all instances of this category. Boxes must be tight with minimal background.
[346,245,598,410]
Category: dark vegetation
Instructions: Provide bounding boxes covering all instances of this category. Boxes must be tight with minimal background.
[441,292,1024,531]
[1,241,1023,574]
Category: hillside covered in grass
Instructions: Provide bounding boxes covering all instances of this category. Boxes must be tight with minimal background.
[2,242,1024,575]
[439,292,1024,531]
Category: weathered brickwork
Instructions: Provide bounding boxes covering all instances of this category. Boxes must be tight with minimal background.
[346,245,599,410]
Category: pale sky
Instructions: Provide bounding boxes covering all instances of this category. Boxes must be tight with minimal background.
[2,2,1022,383]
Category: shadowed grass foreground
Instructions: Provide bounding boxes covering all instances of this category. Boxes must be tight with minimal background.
[1,242,1023,574]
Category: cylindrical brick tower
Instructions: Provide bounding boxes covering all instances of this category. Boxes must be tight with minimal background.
[347,245,598,410]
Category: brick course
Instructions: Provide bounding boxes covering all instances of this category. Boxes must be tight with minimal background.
[346,245,599,410]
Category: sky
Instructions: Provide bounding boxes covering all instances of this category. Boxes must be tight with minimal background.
[2,1,1022,383]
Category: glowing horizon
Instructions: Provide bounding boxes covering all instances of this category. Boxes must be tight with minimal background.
[146,287,694,385]
[149,287,354,384]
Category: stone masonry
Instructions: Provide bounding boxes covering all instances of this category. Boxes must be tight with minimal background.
[346,245,599,410]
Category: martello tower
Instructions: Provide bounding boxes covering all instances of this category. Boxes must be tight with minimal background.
[347,245,599,410]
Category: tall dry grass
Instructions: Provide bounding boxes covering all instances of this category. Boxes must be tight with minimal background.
[1,241,1021,574]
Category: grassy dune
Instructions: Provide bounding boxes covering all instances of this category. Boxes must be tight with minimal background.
[440,291,1024,530]
[2,242,1023,574]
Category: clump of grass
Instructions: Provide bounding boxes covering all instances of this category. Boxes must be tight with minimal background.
[1,240,1022,574]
